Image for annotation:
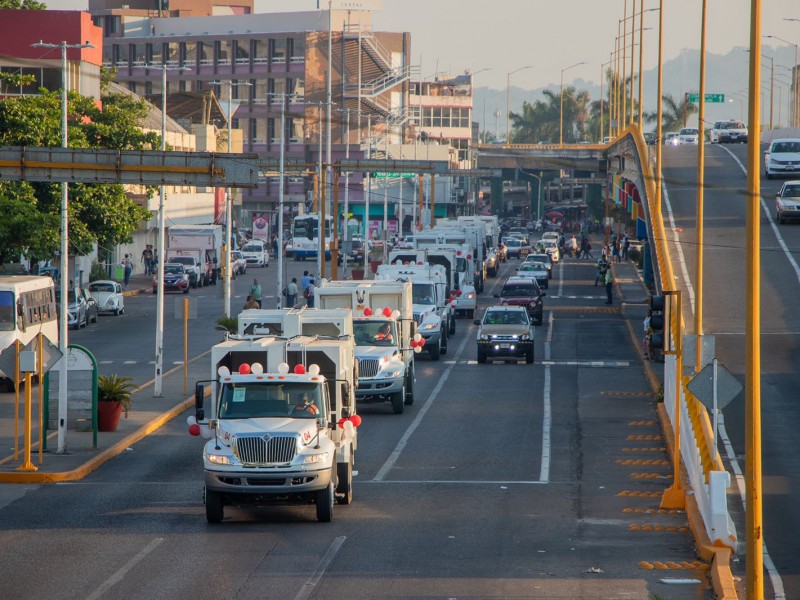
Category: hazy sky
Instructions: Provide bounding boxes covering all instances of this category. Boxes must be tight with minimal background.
[46,0,800,90]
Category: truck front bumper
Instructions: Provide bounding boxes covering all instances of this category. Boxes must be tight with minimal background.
[204,466,332,497]
[477,339,533,358]
[356,375,405,400]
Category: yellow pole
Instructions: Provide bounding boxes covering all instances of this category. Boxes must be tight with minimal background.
[332,169,340,280]
[183,297,188,397]
[609,52,615,138]
[320,166,327,280]
[655,0,664,217]
[616,25,622,135]
[13,339,20,461]
[745,1,763,596]
[622,1,628,128]
[637,0,645,128]
[628,0,636,127]
[16,371,37,472]
[600,63,605,142]
[661,290,684,509]
[38,332,44,465]
[694,0,708,373]
[418,174,424,231]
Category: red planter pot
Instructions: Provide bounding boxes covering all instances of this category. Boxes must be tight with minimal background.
[97,401,123,432]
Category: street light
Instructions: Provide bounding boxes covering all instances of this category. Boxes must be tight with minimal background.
[764,35,798,126]
[506,65,533,143]
[210,79,251,318]
[31,38,94,455]
[559,61,587,145]
[745,50,775,129]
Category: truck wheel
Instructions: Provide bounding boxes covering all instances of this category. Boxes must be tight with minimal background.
[468,309,475,320]
[440,329,448,356]
[477,349,487,364]
[391,383,405,414]
[316,480,334,522]
[336,456,353,505]
[449,315,456,335]
[428,339,440,360]
[404,366,415,405]
[526,348,534,364]
[205,489,224,523]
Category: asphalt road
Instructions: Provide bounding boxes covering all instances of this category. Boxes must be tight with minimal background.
[661,142,798,598]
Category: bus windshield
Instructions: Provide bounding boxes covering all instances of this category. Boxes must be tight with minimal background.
[0,291,14,331]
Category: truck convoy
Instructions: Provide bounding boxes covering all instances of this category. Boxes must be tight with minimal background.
[417,222,488,293]
[167,225,223,288]
[315,280,417,414]
[190,328,359,523]
[375,262,452,360]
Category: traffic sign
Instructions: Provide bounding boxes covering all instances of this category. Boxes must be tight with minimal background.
[687,360,742,411]
[372,172,416,179]
[23,336,63,373]
[688,93,725,103]
[0,343,19,381]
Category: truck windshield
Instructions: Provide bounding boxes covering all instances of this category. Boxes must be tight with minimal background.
[169,257,193,265]
[219,382,324,420]
[412,283,435,305]
[456,257,467,272]
[353,320,397,347]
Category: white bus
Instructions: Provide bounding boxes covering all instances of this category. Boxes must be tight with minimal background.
[0,275,58,391]
[292,215,333,260]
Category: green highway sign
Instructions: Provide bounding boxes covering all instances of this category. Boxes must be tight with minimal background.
[372,172,416,179]
[688,93,725,103]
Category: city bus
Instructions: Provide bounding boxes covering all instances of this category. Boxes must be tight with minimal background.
[0,275,58,390]
[291,215,333,260]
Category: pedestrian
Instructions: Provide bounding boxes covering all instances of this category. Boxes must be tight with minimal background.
[272,233,279,258]
[243,295,260,310]
[122,253,133,287]
[612,239,621,263]
[286,277,298,308]
[301,270,312,294]
[249,278,262,308]
[622,235,630,260]
[304,278,315,308]
[595,257,609,286]
[643,310,654,360]
[584,238,594,260]
[603,267,614,305]
[141,245,153,275]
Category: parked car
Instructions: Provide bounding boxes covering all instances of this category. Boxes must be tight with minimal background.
[166,255,204,288]
[474,305,535,364]
[494,276,545,326]
[775,180,800,224]
[764,139,800,179]
[230,250,247,277]
[153,263,190,294]
[677,127,700,145]
[241,239,270,267]
[88,280,125,315]
[55,287,95,329]
[709,119,747,144]
[80,288,99,324]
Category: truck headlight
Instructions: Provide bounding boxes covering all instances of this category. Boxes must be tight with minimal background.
[379,369,402,378]
[421,322,439,330]
[464,292,475,300]
[302,452,329,465]
[208,454,235,465]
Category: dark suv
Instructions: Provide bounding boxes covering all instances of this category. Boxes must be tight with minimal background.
[494,276,545,325]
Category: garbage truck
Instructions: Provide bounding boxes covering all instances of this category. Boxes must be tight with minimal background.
[190,333,359,523]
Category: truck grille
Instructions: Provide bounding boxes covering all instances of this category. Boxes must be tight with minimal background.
[234,434,297,466]
[359,358,381,378]
[413,313,425,325]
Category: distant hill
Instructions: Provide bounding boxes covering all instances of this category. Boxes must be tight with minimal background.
[474,45,796,136]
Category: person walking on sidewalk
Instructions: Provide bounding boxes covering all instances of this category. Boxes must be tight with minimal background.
[122,254,133,287]
[249,278,262,308]
[642,309,654,360]
[602,267,614,304]
[141,245,153,275]
[286,277,298,308]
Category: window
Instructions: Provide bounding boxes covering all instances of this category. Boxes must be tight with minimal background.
[252,39,267,62]
[269,38,286,62]
[234,40,250,63]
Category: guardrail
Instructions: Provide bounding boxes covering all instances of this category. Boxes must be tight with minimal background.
[623,127,737,549]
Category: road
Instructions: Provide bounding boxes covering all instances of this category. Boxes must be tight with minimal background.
[0,250,709,599]
[661,142,798,598]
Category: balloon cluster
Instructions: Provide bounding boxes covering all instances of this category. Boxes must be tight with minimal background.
[409,333,426,353]
[187,415,213,438]
[336,414,362,444]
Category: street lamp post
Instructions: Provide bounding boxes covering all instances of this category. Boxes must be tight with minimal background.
[559,61,587,145]
[31,39,94,454]
[764,34,798,127]
[506,65,533,143]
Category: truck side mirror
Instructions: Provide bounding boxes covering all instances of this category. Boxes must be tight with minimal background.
[194,383,205,420]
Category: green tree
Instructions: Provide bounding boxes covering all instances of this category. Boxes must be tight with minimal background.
[644,93,698,133]
[0,0,46,8]
[0,89,159,266]
[509,87,588,144]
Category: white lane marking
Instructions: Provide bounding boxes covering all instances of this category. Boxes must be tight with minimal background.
[715,145,787,599]
[540,360,631,367]
[123,360,137,365]
[662,184,696,315]
[99,360,113,364]
[373,331,472,482]
[86,537,163,600]
[541,311,554,483]
[293,536,347,600]
[366,480,547,485]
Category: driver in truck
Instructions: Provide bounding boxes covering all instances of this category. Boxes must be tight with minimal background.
[292,392,319,416]
[374,323,394,343]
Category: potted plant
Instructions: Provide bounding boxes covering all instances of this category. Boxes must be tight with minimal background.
[215,316,238,336]
[97,374,135,432]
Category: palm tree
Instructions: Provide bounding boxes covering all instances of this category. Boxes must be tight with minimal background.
[644,93,698,133]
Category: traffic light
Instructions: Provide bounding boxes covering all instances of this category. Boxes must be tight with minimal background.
[649,295,665,351]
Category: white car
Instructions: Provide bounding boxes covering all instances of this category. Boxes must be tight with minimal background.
[775,181,800,224]
[710,119,747,144]
[241,240,270,267]
[765,139,800,180]
[524,253,553,279]
[677,127,700,145]
[664,132,679,146]
[87,280,125,316]
[541,231,560,242]
[536,239,560,263]
[515,261,549,289]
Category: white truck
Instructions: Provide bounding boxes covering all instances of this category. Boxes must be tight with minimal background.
[167,225,223,287]
[315,280,416,414]
[458,215,501,275]
[376,263,451,360]
[431,221,489,291]
[191,333,359,523]
[390,246,475,321]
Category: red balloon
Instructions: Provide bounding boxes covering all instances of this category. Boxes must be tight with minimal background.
[364,307,373,316]
[293,364,306,375]
[337,418,347,429]
[456,250,462,256]
[188,423,201,436]
[456,290,462,296]
[238,363,251,375]
[410,339,417,348]
[418,337,426,346]
[467,255,472,260]
[349,414,363,427]
[383,307,392,317]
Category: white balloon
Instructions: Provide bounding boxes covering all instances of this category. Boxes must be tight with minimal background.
[251,362,264,374]
[413,345,422,353]
[200,426,213,439]
[308,364,321,376]
[343,420,355,437]
[278,362,290,374]
[413,333,422,342]
[391,310,401,320]
[187,415,197,426]
[218,366,230,377]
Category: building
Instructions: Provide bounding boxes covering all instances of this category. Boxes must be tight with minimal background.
[90,2,414,238]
